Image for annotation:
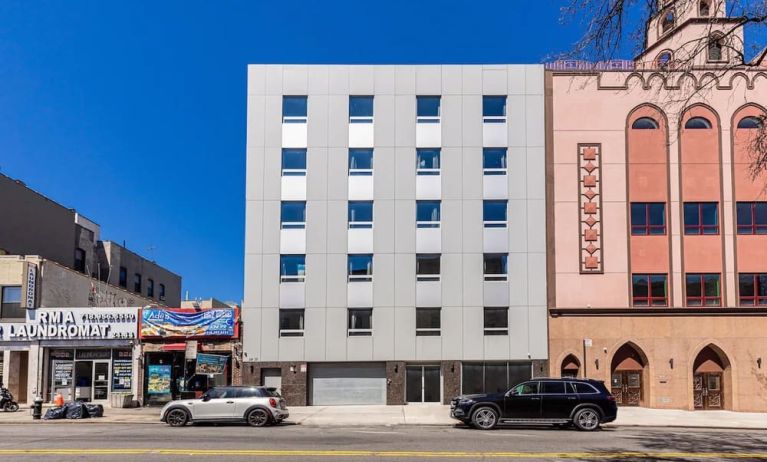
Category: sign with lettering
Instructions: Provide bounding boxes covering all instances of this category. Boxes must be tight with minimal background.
[195,353,228,375]
[0,307,138,342]
[25,264,36,309]
[140,308,238,339]
[112,350,133,391]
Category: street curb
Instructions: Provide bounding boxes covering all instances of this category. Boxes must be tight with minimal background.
[605,423,767,431]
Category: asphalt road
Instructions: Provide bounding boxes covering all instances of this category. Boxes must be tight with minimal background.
[1,423,766,461]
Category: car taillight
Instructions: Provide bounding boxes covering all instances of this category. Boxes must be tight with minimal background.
[607,395,616,401]
[269,398,278,408]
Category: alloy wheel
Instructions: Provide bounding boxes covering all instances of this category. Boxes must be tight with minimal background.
[166,409,188,427]
[473,408,497,430]
[576,409,599,431]
[247,409,269,427]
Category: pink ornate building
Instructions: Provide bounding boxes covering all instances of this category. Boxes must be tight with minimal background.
[547,0,767,411]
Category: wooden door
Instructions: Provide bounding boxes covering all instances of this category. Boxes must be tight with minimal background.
[694,373,723,410]
[611,371,642,406]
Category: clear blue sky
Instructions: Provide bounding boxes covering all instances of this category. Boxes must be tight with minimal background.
[0,1,605,302]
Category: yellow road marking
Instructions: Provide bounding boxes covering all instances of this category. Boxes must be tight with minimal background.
[0,449,766,459]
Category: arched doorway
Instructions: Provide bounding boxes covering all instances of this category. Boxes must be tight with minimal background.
[560,355,581,378]
[611,343,647,406]
[693,345,729,410]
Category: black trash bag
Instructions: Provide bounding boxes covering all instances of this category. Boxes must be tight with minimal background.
[64,402,90,419]
[85,404,104,417]
[43,407,67,420]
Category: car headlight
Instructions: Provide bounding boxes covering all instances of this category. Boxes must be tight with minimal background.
[458,399,474,405]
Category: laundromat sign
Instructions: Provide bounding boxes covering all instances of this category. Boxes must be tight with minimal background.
[0,307,139,341]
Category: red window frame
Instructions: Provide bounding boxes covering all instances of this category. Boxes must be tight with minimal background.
[739,273,767,306]
[684,202,719,235]
[685,273,721,307]
[632,274,668,307]
[631,203,666,235]
[737,202,767,235]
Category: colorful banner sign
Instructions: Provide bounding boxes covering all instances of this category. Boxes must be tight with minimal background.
[140,308,238,339]
[146,364,172,395]
[195,353,228,375]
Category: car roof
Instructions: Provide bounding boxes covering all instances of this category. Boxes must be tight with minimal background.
[524,377,603,383]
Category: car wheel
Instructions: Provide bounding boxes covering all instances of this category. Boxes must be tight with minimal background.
[573,408,601,431]
[246,408,270,427]
[166,408,189,427]
[4,402,19,413]
[471,407,499,430]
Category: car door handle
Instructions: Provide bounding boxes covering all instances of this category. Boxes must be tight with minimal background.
[226,401,235,404]
[531,397,541,400]
[567,396,577,400]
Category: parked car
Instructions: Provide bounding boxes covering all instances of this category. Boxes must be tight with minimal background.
[450,378,617,431]
[160,386,288,427]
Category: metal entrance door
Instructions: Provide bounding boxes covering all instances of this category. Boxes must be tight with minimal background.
[611,371,642,406]
[93,362,110,401]
[694,373,723,409]
[405,366,441,403]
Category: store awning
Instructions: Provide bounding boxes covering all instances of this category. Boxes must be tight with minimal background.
[161,343,187,351]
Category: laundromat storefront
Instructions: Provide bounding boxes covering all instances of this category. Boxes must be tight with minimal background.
[140,307,240,405]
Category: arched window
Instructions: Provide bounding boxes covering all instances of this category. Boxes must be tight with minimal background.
[661,9,675,34]
[656,51,673,70]
[699,0,711,17]
[632,117,660,130]
[685,117,713,129]
[708,34,724,61]
[737,116,763,129]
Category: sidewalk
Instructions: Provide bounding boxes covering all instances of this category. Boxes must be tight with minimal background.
[0,404,765,429]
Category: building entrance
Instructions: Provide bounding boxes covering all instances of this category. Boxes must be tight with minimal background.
[74,360,110,402]
[406,365,440,403]
[610,343,647,407]
[693,345,728,410]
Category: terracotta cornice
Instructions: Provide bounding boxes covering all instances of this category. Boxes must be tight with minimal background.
[549,307,767,317]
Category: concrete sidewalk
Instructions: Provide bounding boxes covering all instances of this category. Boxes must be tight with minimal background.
[0,404,765,429]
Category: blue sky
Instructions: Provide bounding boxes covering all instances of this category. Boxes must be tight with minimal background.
[0,0,626,302]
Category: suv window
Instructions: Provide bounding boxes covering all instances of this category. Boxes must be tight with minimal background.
[540,381,566,394]
[512,382,539,395]
[569,382,599,394]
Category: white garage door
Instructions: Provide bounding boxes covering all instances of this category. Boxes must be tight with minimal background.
[309,363,387,406]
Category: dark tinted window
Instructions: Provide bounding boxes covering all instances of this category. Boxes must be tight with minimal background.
[631,117,659,129]
[283,96,307,118]
[541,381,566,394]
[571,382,599,394]
[417,96,441,119]
[349,96,374,119]
[483,96,507,118]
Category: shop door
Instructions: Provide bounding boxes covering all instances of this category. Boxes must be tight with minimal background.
[74,361,93,402]
[93,362,110,401]
[694,373,723,410]
[406,366,441,403]
[611,371,642,406]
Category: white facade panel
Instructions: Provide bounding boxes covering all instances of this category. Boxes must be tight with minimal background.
[348,176,374,200]
[347,228,374,253]
[483,227,509,253]
[279,282,306,308]
[483,174,508,200]
[482,122,507,147]
[483,281,510,307]
[280,229,306,254]
[415,175,441,200]
[416,123,441,147]
[416,281,442,307]
[347,282,374,308]
[416,228,441,253]
[281,176,307,201]
[282,123,308,148]
[349,123,374,148]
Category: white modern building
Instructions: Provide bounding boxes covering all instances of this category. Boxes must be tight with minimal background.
[243,65,548,405]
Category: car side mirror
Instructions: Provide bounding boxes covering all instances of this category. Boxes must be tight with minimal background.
[201,395,211,402]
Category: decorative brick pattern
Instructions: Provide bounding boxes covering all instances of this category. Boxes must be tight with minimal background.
[578,144,604,274]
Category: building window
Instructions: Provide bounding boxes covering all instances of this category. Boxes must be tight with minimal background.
[134,273,142,294]
[631,203,666,235]
[119,267,127,288]
[348,254,373,282]
[483,200,508,228]
[631,117,659,129]
[482,96,507,123]
[416,307,441,336]
[279,309,304,337]
[736,202,767,234]
[159,283,166,301]
[656,51,673,70]
[348,149,373,176]
[483,307,509,335]
[684,202,719,235]
[281,201,307,229]
[416,96,441,123]
[661,9,675,34]
[686,273,721,307]
[349,96,374,123]
[348,201,373,229]
[416,200,441,228]
[282,96,307,123]
[739,273,767,306]
[483,148,507,175]
[348,308,373,336]
[699,0,711,16]
[147,279,155,298]
[461,362,532,395]
[416,149,441,175]
[708,34,725,62]
[416,254,441,282]
[0,286,23,319]
[684,117,712,129]
[484,254,508,281]
[282,149,307,176]
[280,255,306,282]
[74,248,86,273]
[738,116,763,129]
[632,274,668,307]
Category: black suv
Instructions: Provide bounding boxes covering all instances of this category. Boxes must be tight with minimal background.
[450,378,617,431]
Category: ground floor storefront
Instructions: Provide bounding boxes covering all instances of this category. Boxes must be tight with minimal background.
[242,360,547,406]
[548,312,767,412]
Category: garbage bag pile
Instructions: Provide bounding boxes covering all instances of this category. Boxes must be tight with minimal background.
[43,402,104,420]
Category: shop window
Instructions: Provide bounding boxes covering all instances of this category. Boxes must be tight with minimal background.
[738,116,763,129]
[739,273,767,306]
[119,267,127,288]
[684,202,719,235]
[281,201,307,229]
[74,248,86,273]
[280,255,306,282]
[348,254,373,282]
[483,148,507,175]
[484,200,508,228]
[282,96,307,123]
[685,117,712,129]
[0,286,23,319]
[685,273,722,307]
[416,307,441,336]
[736,202,767,234]
[416,200,441,228]
[631,117,659,130]
[631,203,666,235]
[484,253,508,281]
[416,254,441,282]
[347,308,372,336]
[482,96,507,123]
[282,149,307,176]
[461,362,531,395]
[416,149,441,175]
[348,201,373,229]
[417,96,441,123]
[632,274,668,307]
[279,309,304,337]
[348,149,373,176]
[483,307,509,335]
[134,273,142,294]
[349,96,374,123]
